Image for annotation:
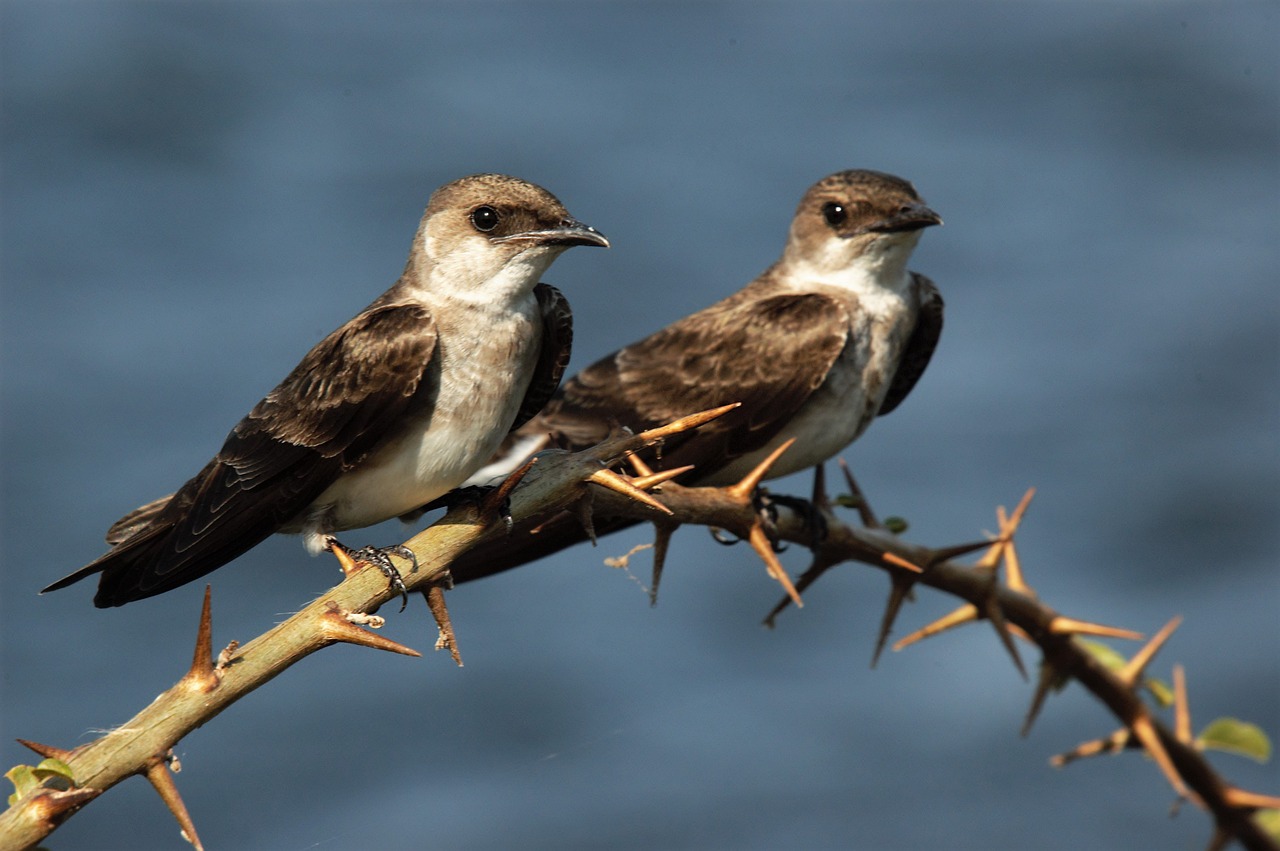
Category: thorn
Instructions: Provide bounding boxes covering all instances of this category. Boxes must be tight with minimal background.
[425,586,463,667]
[1047,617,1144,642]
[180,586,219,693]
[983,586,1028,680]
[482,454,538,519]
[1050,728,1132,767]
[1173,664,1191,744]
[762,551,842,627]
[837,457,880,527]
[15,739,76,762]
[318,603,421,657]
[811,464,830,512]
[726,438,797,502]
[625,451,655,478]
[588,468,673,515]
[572,491,598,545]
[871,573,916,668]
[632,403,740,444]
[882,552,924,574]
[1130,713,1189,799]
[329,542,360,577]
[925,539,997,565]
[649,522,678,607]
[1118,616,1182,686]
[144,753,204,851]
[893,603,978,652]
[1221,787,1280,811]
[1022,661,1064,737]
[747,521,802,607]
[631,465,695,490]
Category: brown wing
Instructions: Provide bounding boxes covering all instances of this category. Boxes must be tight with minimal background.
[510,283,573,432]
[45,303,438,606]
[538,288,851,480]
[877,273,943,417]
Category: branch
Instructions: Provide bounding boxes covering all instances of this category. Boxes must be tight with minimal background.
[0,405,737,851]
[3,408,1276,850]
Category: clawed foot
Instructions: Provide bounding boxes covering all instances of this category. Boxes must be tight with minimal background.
[324,536,416,613]
[709,489,824,552]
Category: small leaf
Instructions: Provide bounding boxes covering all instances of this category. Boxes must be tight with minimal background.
[834,494,863,510]
[1144,677,1174,708]
[1078,639,1127,672]
[32,758,75,790]
[883,516,909,534]
[1196,718,1272,762]
[6,764,37,805]
[1255,809,1280,843]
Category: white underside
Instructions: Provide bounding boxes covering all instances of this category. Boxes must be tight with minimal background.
[281,293,543,552]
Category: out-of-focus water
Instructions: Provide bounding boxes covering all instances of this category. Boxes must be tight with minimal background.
[2,3,1276,849]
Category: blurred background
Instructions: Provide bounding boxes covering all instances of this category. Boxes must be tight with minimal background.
[2,2,1276,849]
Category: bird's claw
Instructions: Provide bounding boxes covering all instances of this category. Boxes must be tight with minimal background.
[325,537,415,612]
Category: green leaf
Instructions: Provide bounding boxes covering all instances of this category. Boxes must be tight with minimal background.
[883,516,909,534]
[1256,809,1280,843]
[833,494,864,510]
[1143,677,1173,708]
[6,764,37,806]
[1077,639,1127,672]
[32,758,75,789]
[1196,718,1272,762]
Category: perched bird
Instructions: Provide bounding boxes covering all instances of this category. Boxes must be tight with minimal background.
[450,169,942,585]
[44,173,608,607]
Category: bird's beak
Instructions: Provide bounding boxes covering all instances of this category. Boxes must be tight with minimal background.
[863,203,943,235]
[495,218,610,249]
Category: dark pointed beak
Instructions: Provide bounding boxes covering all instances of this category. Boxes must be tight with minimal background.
[865,202,943,234]
[496,218,610,249]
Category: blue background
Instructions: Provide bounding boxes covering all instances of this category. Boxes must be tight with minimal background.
[2,2,1277,849]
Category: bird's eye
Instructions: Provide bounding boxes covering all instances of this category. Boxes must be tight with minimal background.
[822,202,847,227]
[470,205,500,233]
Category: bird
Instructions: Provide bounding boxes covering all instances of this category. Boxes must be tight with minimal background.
[43,173,609,607]
[448,168,943,587]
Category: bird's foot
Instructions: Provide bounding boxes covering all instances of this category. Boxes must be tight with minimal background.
[324,536,415,613]
[709,489,823,552]
[761,492,828,550]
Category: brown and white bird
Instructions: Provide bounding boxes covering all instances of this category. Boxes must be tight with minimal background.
[450,169,942,584]
[44,173,608,607]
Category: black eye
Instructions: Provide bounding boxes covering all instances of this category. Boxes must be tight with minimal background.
[822,202,847,227]
[470,205,500,233]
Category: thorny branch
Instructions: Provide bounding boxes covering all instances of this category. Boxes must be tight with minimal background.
[3,407,1277,850]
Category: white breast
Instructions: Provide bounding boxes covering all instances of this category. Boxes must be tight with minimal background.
[288,298,542,548]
